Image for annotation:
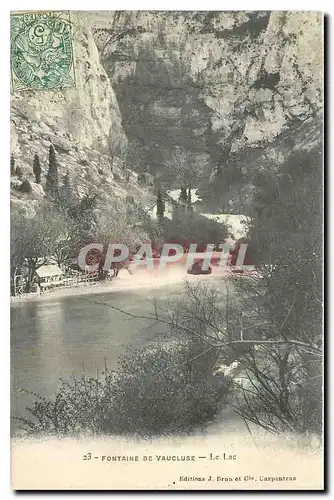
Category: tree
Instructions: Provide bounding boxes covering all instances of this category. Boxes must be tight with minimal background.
[166,146,208,195]
[162,210,229,251]
[56,171,73,210]
[10,154,15,176]
[179,187,188,206]
[156,188,165,223]
[15,165,23,179]
[11,209,65,292]
[45,145,58,198]
[187,187,192,211]
[233,146,323,434]
[52,188,100,268]
[93,199,151,277]
[100,141,323,436]
[48,209,76,271]
[215,159,244,191]
[67,192,99,234]
[137,172,154,186]
[11,213,27,283]
[104,269,322,436]
[33,154,42,183]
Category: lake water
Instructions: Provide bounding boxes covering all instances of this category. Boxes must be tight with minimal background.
[11,275,302,443]
[11,277,226,431]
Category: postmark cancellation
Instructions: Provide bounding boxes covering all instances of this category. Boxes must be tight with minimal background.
[10,11,75,92]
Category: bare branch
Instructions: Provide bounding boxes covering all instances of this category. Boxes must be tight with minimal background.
[79,297,322,356]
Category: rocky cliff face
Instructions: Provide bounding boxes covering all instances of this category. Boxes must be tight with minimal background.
[10,12,154,216]
[11,11,323,215]
[93,11,322,179]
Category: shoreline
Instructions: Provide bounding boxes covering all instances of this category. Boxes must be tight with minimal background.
[10,248,248,305]
[10,270,228,305]
[10,264,261,305]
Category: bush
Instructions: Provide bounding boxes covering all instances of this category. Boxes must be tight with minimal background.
[137,172,154,186]
[101,341,231,435]
[18,179,32,194]
[15,340,232,437]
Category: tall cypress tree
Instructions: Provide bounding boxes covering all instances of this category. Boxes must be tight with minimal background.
[10,154,15,176]
[33,153,41,183]
[45,145,58,198]
[187,187,192,211]
[179,187,188,206]
[16,165,23,179]
[156,188,165,223]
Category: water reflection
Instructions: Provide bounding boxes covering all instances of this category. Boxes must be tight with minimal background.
[11,285,185,428]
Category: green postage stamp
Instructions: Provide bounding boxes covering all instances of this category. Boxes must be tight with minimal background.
[10,11,75,92]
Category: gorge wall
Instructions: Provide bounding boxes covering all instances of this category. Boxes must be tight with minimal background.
[10,11,323,215]
[93,11,322,183]
[10,12,153,216]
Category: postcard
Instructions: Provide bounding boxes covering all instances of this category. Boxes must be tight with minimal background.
[10,10,323,490]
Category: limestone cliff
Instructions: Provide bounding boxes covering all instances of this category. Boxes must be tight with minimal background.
[10,12,154,216]
[10,11,323,215]
[93,11,322,179]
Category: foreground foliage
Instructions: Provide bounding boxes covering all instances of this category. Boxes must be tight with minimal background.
[232,146,323,434]
[16,340,232,437]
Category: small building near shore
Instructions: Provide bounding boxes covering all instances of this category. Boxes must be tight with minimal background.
[36,265,64,290]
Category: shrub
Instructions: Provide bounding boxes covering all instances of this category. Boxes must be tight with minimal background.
[15,340,232,437]
[18,179,32,194]
[101,341,231,435]
[15,377,107,436]
[137,172,154,186]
